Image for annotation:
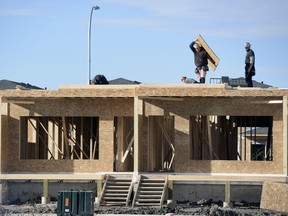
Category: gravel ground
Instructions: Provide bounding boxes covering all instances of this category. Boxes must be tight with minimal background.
[0,202,288,216]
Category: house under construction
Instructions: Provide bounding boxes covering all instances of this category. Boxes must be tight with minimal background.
[0,83,287,212]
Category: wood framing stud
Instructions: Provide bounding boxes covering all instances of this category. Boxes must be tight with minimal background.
[283,96,288,175]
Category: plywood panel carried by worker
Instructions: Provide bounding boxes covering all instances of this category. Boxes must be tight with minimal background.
[195,35,220,71]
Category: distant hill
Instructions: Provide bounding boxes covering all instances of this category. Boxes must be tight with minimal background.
[0,79,42,90]
[228,77,273,88]
[211,76,273,88]
[108,78,141,85]
[0,77,274,89]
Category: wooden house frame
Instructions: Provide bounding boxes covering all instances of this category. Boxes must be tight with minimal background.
[0,84,287,209]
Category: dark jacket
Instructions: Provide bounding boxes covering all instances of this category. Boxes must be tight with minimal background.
[189,41,208,68]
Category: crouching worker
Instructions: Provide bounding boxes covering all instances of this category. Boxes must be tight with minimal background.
[181,76,198,84]
[91,74,109,85]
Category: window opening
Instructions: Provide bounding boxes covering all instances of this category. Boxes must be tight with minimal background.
[20,116,99,160]
[190,115,273,161]
[113,117,134,172]
[148,116,175,171]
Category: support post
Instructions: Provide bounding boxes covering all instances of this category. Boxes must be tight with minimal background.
[0,180,9,205]
[41,179,50,204]
[134,97,143,172]
[223,181,233,208]
[96,179,103,206]
[167,180,175,207]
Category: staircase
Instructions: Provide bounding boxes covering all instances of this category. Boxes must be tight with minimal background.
[99,175,133,206]
[132,175,167,207]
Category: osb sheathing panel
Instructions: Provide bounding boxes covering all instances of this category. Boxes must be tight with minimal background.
[139,116,148,172]
[1,99,133,173]
[0,86,136,98]
[174,116,190,169]
[1,85,287,175]
[99,116,114,171]
[260,181,288,212]
[0,115,8,172]
[143,97,283,174]
[12,98,134,117]
[135,85,288,97]
[143,97,282,116]
[1,84,288,100]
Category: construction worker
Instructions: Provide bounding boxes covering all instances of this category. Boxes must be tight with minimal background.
[244,42,256,87]
[189,41,209,83]
[181,76,198,84]
[91,74,109,85]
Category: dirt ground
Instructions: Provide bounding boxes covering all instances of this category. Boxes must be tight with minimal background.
[0,201,288,216]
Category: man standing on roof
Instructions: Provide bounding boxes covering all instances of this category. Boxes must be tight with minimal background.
[189,40,209,84]
[244,42,255,87]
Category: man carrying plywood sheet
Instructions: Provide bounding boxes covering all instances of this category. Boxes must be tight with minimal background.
[189,35,219,83]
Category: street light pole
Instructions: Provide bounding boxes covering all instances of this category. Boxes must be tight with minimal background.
[88,5,100,84]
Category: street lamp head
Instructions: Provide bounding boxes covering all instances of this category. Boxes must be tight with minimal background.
[93,5,100,10]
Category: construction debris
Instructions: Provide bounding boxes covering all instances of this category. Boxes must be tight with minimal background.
[0,202,287,215]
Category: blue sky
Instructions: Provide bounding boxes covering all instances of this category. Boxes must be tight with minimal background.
[1,0,288,89]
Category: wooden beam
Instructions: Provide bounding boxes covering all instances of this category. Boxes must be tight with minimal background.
[38,119,63,157]
[116,117,124,171]
[194,116,219,160]
[207,117,213,159]
[139,96,183,101]
[0,173,103,180]
[80,117,84,159]
[97,179,103,200]
[167,180,173,200]
[250,100,283,104]
[168,174,287,182]
[1,99,35,104]
[225,181,231,203]
[156,117,175,169]
[134,97,141,172]
[62,116,70,159]
[283,96,288,175]
[121,136,134,163]
[43,179,49,197]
